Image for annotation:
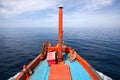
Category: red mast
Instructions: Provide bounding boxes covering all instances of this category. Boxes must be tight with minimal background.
[57,5,63,62]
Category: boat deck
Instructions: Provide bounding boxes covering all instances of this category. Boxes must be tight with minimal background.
[29,61,50,80]
[29,53,92,80]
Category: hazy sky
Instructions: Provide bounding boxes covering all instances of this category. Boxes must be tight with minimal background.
[0,0,120,27]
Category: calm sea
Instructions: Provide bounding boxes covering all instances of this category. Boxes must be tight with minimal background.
[0,27,120,80]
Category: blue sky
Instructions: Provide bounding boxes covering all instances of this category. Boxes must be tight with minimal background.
[0,0,120,28]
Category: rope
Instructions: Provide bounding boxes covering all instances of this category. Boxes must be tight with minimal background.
[68,52,76,62]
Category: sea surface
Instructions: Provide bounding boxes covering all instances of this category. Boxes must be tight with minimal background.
[0,27,120,80]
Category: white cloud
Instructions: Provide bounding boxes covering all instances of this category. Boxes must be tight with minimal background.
[0,0,114,17]
[83,0,113,10]
[1,12,119,28]
[63,12,120,27]
[0,0,57,17]
[63,0,113,10]
[0,0,118,28]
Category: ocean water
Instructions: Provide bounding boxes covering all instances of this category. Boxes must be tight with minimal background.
[0,27,120,80]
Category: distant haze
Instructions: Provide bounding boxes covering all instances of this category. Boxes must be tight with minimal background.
[0,0,120,28]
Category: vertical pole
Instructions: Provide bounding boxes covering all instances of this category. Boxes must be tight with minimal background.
[58,5,63,62]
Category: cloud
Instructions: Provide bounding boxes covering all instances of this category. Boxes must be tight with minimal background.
[0,0,118,28]
[0,0,114,17]
[63,0,113,10]
[63,12,120,27]
[83,0,113,10]
[1,12,119,28]
[0,0,57,17]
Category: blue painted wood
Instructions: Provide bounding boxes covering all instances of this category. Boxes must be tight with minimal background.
[64,53,92,80]
[29,60,50,80]
[29,53,92,80]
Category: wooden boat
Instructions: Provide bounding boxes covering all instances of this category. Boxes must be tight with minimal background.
[10,4,112,80]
